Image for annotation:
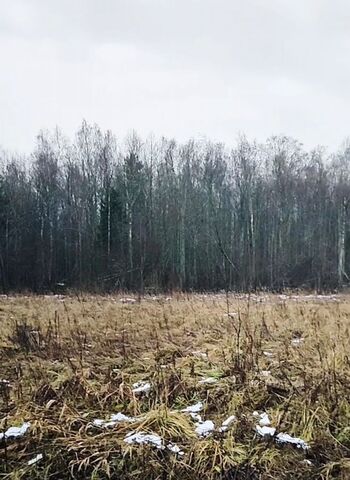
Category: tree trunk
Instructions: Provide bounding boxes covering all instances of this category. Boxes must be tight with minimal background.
[179,196,186,290]
[338,199,346,286]
[126,201,133,286]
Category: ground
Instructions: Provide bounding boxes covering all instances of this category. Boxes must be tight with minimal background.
[0,292,350,479]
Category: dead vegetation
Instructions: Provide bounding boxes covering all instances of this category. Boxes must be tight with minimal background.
[1,293,350,479]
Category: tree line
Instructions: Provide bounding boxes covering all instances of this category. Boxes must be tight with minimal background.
[0,121,350,293]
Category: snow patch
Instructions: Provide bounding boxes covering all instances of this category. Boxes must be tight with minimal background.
[132,381,151,394]
[198,377,217,385]
[167,443,184,455]
[191,351,208,359]
[110,413,136,423]
[190,413,202,422]
[120,298,136,304]
[256,425,276,437]
[255,423,309,450]
[276,432,309,450]
[92,412,136,428]
[219,415,236,432]
[28,453,43,466]
[124,432,184,455]
[0,422,30,441]
[195,420,215,437]
[181,401,203,413]
[253,411,271,427]
[124,431,163,448]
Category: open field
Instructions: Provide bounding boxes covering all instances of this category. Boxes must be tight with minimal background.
[1,293,350,479]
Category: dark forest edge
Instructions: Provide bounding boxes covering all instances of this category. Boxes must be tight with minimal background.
[1,121,350,293]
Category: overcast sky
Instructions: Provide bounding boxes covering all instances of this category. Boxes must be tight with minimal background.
[1,0,349,153]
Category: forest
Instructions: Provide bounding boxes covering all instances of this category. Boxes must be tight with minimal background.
[0,121,349,293]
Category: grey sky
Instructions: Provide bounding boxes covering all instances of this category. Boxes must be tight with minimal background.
[1,0,349,153]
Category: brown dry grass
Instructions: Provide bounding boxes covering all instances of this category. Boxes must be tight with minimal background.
[1,292,350,479]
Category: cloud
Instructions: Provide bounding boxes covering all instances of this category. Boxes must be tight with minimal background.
[0,0,350,153]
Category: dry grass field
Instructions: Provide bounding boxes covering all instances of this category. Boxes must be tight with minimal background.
[1,292,350,479]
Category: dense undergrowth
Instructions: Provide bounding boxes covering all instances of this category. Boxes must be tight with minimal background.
[1,293,350,479]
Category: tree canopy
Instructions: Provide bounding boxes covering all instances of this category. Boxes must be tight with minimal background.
[0,123,349,292]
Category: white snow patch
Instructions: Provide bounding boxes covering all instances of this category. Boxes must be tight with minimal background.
[110,413,136,423]
[124,431,163,449]
[120,298,136,304]
[256,425,276,437]
[92,419,105,427]
[198,377,217,385]
[103,421,119,428]
[190,413,202,422]
[0,422,30,441]
[181,402,203,413]
[124,432,184,455]
[191,351,208,359]
[253,412,271,427]
[219,415,236,432]
[253,411,271,426]
[28,453,43,466]
[167,443,184,455]
[279,294,340,303]
[195,420,215,437]
[276,432,309,450]
[93,412,136,428]
[255,423,309,450]
[290,294,338,302]
[132,381,151,394]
